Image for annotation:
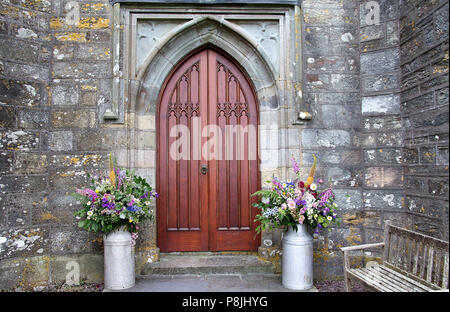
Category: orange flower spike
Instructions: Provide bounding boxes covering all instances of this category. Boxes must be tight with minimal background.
[109,153,116,188]
[305,154,317,187]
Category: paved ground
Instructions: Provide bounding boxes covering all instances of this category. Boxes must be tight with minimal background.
[104,273,319,292]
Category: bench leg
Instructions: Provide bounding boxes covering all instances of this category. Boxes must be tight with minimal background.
[344,270,352,292]
[343,251,352,292]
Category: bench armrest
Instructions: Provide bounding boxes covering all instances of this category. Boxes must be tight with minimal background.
[340,242,385,252]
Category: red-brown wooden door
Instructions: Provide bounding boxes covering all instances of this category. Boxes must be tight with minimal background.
[157,48,260,252]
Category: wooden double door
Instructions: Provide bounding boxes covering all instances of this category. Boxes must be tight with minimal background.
[157,48,260,252]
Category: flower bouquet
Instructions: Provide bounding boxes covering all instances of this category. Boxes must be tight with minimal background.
[72,154,158,290]
[73,154,158,240]
[253,155,340,235]
[252,154,340,290]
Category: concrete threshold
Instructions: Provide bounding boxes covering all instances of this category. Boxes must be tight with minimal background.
[140,252,276,275]
[105,253,318,292]
[105,273,318,292]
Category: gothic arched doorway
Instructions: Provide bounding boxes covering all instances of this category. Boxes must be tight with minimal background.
[157,47,260,252]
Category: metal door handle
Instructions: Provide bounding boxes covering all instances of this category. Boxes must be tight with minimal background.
[201,165,208,175]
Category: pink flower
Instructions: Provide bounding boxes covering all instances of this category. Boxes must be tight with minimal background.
[291,157,300,174]
[287,198,296,210]
[299,215,305,224]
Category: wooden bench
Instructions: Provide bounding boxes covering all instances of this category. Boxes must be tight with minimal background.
[341,220,449,292]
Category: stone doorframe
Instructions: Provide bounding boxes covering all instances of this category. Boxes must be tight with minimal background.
[109,3,304,265]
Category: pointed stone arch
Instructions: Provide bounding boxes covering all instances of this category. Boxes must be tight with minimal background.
[135,17,279,114]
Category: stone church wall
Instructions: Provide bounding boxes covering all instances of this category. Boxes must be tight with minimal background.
[0,0,448,289]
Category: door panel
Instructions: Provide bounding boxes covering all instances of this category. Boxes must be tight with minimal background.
[157,48,259,252]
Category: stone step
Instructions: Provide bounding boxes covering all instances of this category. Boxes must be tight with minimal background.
[139,252,276,276]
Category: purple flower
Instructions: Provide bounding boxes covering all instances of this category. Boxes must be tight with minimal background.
[102,194,115,210]
[272,179,282,189]
[76,188,98,201]
[295,199,307,206]
[291,157,300,174]
[127,205,140,212]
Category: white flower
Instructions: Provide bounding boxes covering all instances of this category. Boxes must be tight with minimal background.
[333,203,337,207]
[327,216,333,221]
[87,201,91,206]
[87,210,93,216]
[310,183,317,191]
[314,214,318,219]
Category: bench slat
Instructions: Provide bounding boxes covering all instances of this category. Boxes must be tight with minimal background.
[377,265,435,292]
[362,267,413,292]
[434,248,441,286]
[426,246,434,283]
[412,241,420,275]
[389,224,449,250]
[384,262,440,291]
[442,252,449,289]
[406,237,413,273]
[348,269,398,292]
[370,266,426,292]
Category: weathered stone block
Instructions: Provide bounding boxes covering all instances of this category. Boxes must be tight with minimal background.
[364,148,402,164]
[75,130,128,151]
[0,227,49,259]
[0,152,13,175]
[306,56,346,72]
[361,48,399,75]
[13,153,47,174]
[48,131,73,151]
[0,79,41,107]
[333,189,363,211]
[362,73,399,92]
[0,61,49,82]
[48,169,89,191]
[77,44,111,60]
[302,129,351,148]
[50,153,108,169]
[402,147,419,164]
[6,192,47,227]
[0,38,40,63]
[49,229,99,254]
[80,91,97,107]
[362,94,400,115]
[327,167,363,187]
[0,106,15,128]
[52,110,91,128]
[419,146,437,164]
[52,44,75,61]
[436,147,449,165]
[51,85,78,106]
[52,62,111,79]
[0,130,40,151]
[364,167,403,188]
[360,25,384,42]
[363,190,404,210]
[18,110,49,129]
[330,74,360,91]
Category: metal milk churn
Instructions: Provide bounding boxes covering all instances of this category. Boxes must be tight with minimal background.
[281,224,314,290]
[103,226,135,290]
